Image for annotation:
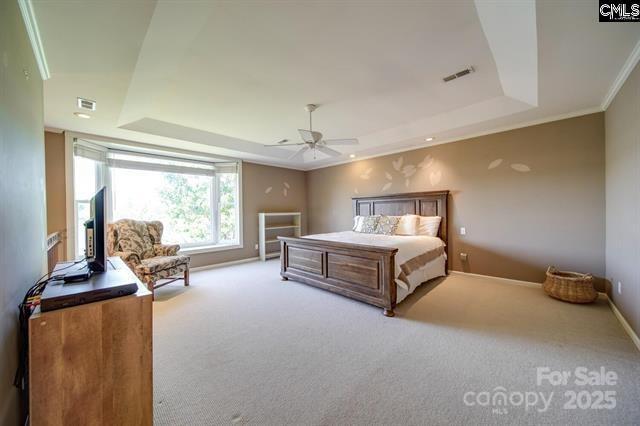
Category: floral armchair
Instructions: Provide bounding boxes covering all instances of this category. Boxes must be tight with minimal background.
[107,219,190,298]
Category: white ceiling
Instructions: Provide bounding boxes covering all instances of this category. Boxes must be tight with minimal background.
[34,0,640,170]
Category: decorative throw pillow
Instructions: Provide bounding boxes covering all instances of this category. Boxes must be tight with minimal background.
[375,215,401,235]
[417,216,442,237]
[395,215,419,235]
[360,215,380,234]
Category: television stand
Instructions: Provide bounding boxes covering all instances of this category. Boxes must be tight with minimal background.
[29,256,152,424]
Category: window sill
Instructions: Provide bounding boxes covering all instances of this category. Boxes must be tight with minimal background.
[179,243,242,255]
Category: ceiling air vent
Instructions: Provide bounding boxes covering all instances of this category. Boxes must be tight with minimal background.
[442,66,475,83]
[77,97,96,111]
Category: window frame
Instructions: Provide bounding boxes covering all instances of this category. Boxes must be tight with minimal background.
[109,166,221,250]
[65,132,243,260]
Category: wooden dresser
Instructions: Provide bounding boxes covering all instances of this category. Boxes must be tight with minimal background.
[29,257,153,425]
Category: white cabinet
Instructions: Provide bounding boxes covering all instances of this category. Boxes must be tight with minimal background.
[258,212,301,261]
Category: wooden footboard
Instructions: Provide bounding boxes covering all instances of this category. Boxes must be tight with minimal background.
[279,237,398,316]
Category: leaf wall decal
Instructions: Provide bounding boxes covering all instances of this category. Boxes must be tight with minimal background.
[392,157,403,171]
[488,159,503,170]
[385,171,393,180]
[265,187,272,194]
[382,182,392,191]
[402,165,416,177]
[511,163,531,172]
[418,155,434,169]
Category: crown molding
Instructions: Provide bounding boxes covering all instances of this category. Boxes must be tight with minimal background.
[18,0,50,80]
[601,38,640,111]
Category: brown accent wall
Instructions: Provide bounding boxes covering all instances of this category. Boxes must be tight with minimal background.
[0,1,47,423]
[44,131,67,258]
[306,113,606,285]
[605,61,640,336]
[189,161,307,268]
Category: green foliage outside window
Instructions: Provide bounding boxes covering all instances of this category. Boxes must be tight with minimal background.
[160,173,213,243]
[218,173,237,242]
[159,173,237,244]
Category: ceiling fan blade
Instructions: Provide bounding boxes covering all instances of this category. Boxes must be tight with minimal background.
[263,142,306,146]
[288,145,310,160]
[315,145,341,157]
[323,138,359,146]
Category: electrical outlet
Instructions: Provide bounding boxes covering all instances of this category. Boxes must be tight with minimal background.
[255,243,259,250]
[460,227,466,235]
[617,281,622,295]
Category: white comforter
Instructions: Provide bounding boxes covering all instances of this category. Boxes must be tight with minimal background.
[302,231,446,296]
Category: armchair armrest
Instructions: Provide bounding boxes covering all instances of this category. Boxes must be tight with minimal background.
[112,251,141,270]
[154,243,180,257]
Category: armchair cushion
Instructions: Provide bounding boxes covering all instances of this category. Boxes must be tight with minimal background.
[111,250,141,270]
[114,220,155,259]
[153,243,180,257]
[136,255,189,275]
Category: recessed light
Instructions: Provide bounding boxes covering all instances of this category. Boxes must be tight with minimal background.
[425,137,434,142]
[74,112,91,119]
[349,154,356,159]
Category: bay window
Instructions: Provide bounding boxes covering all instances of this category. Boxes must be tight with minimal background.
[71,139,241,258]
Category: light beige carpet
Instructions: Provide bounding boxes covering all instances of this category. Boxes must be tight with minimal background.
[152,260,639,425]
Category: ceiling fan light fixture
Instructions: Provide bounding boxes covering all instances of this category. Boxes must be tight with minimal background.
[425,137,434,142]
[349,154,356,158]
[266,104,359,161]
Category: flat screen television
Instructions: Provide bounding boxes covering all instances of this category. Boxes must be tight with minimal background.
[84,186,107,272]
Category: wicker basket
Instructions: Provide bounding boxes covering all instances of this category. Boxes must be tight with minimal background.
[543,266,597,304]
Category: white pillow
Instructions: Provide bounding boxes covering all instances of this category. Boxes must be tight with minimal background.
[417,216,442,237]
[393,215,419,235]
[353,216,365,232]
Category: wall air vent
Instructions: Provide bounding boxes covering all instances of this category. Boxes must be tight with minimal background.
[442,66,475,83]
[77,97,96,111]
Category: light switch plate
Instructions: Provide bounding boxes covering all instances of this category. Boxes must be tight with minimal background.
[460,227,466,235]
[617,281,622,294]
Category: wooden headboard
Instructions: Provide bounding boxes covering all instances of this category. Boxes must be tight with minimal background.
[352,190,450,267]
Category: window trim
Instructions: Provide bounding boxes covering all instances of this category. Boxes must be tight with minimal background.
[179,242,243,255]
[64,131,243,260]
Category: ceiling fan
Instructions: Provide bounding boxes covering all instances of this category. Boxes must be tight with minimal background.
[264,104,358,160]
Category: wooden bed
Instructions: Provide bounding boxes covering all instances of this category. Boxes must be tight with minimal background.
[279,191,449,317]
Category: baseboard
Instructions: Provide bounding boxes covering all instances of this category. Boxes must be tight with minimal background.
[448,270,541,288]
[448,270,640,353]
[190,256,260,272]
[603,294,640,353]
